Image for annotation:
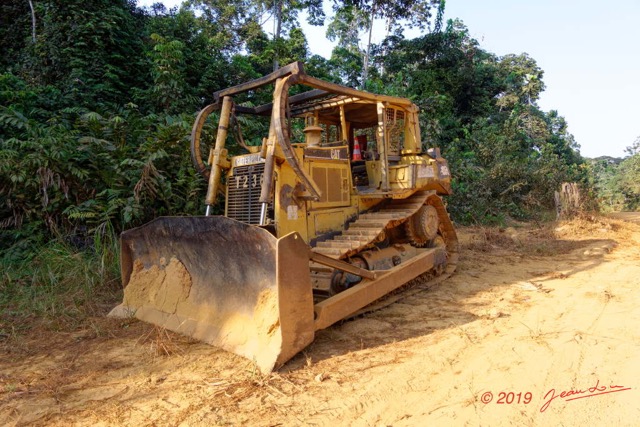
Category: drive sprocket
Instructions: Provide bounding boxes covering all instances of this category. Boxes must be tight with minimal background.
[405,204,440,247]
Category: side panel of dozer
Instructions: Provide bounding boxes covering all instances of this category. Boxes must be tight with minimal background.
[110,216,315,373]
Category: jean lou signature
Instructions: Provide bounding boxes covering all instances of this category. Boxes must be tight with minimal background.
[540,380,632,412]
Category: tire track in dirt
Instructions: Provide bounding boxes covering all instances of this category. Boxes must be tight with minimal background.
[277,218,640,426]
[2,217,640,426]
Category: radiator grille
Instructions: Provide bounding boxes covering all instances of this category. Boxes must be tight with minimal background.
[226,163,266,225]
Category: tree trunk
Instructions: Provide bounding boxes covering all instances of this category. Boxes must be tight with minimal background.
[554,182,582,219]
[273,0,282,71]
[380,15,392,76]
[361,6,375,90]
[28,0,36,43]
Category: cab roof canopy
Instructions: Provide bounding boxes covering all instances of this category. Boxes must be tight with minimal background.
[212,62,417,126]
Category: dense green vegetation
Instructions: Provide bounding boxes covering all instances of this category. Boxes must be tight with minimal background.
[588,139,640,211]
[2,0,632,325]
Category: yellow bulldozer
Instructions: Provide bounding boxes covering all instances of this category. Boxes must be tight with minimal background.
[110,62,458,373]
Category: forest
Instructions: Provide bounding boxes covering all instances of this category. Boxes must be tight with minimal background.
[0,0,638,322]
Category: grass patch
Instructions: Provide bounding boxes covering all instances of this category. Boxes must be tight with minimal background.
[0,226,122,334]
[460,215,621,257]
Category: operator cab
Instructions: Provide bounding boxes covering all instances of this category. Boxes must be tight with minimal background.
[294,101,415,195]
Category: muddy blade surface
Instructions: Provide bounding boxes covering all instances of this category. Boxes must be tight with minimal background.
[111,216,315,373]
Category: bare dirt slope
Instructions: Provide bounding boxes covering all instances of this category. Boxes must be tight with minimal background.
[2,214,640,426]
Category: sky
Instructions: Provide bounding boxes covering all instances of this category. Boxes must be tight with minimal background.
[138,0,640,159]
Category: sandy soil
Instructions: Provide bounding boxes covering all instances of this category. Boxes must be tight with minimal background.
[1,214,639,426]
[608,211,640,224]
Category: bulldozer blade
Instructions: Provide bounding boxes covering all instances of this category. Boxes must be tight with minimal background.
[109,216,315,373]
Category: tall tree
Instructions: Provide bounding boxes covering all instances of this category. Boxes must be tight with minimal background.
[496,53,545,109]
[329,0,443,88]
[187,0,323,71]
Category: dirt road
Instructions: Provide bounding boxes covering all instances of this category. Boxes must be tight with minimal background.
[608,211,640,224]
[2,214,639,426]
